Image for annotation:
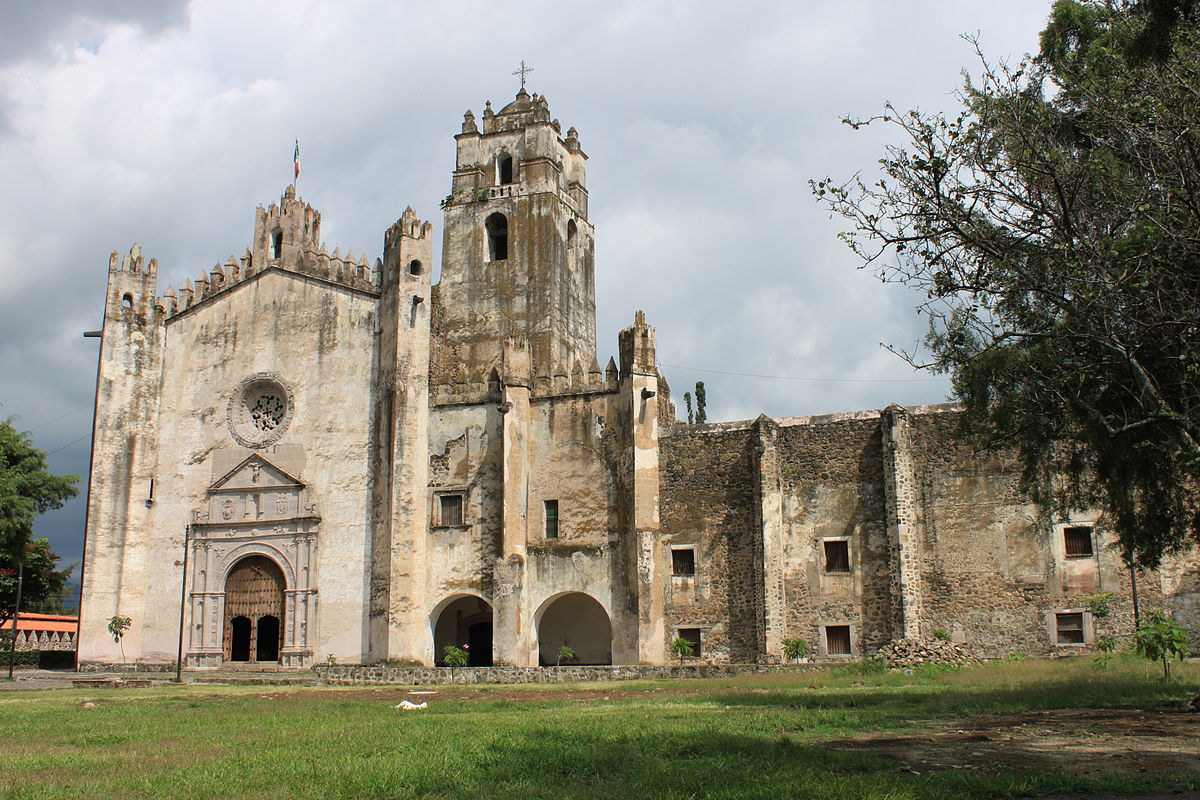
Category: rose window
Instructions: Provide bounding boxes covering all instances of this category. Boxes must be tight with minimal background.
[228,374,294,448]
[250,393,286,431]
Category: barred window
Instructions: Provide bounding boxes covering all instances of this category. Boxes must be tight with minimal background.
[823,540,850,573]
[1064,526,1094,557]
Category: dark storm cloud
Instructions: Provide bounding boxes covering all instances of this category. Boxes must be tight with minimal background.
[0,0,1053,578]
[0,0,189,66]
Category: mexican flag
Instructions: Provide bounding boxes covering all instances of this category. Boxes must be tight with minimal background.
[294,140,300,182]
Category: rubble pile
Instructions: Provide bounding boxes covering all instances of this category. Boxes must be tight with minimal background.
[875,638,974,668]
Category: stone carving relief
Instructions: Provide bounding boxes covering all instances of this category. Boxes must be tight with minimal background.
[227,373,295,449]
[185,451,319,669]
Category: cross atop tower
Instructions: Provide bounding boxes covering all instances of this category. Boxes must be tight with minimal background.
[512,60,533,91]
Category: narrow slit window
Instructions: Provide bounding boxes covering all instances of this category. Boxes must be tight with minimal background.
[270,230,283,259]
[498,154,514,185]
[823,540,850,573]
[671,548,696,576]
[439,494,463,526]
[1056,612,1085,644]
[486,213,508,261]
[544,499,559,539]
[825,625,852,656]
[1064,526,1094,558]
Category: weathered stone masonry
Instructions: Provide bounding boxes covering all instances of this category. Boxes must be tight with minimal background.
[77,88,1200,670]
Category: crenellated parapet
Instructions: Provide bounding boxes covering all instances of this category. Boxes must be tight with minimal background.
[156,188,384,317]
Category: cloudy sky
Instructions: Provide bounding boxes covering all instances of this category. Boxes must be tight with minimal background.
[1,0,1054,575]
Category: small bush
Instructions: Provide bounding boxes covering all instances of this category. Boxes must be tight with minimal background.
[932,629,951,642]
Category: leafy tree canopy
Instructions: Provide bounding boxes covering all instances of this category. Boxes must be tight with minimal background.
[815,1,1200,567]
[0,420,77,617]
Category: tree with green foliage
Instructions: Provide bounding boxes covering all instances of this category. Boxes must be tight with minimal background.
[683,392,694,425]
[816,1,1200,567]
[556,644,575,667]
[107,615,132,665]
[694,382,707,425]
[0,539,72,624]
[1135,608,1190,679]
[670,635,694,664]
[0,420,77,621]
[442,644,467,682]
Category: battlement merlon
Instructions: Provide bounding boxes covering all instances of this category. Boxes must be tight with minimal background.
[252,185,322,271]
[618,310,657,378]
[453,89,588,210]
[104,243,160,323]
[381,206,434,287]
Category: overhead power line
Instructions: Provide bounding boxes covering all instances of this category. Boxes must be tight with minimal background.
[18,404,92,434]
[46,432,92,456]
[659,362,950,384]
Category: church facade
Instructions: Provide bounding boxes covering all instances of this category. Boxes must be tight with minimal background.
[77,89,1200,669]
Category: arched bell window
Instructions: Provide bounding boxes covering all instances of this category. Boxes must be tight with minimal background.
[498,154,514,185]
[485,213,508,262]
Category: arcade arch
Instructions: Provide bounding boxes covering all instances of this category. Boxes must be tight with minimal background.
[536,592,612,665]
[431,594,494,666]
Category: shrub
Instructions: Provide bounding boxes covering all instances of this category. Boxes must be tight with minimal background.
[1135,609,1190,680]
[781,638,809,661]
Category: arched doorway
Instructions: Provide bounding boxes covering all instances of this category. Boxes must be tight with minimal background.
[432,595,493,666]
[223,555,285,663]
[537,592,612,665]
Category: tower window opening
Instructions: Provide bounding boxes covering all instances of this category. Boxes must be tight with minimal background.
[498,153,514,185]
[486,213,508,262]
[121,293,134,308]
[270,230,283,259]
[544,499,559,539]
[567,219,577,247]
[408,259,423,276]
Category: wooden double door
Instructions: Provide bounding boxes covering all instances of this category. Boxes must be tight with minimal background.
[223,556,285,663]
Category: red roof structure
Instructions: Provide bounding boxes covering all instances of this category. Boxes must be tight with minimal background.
[1,613,78,634]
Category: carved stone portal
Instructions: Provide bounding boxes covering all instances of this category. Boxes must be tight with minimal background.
[185,452,319,668]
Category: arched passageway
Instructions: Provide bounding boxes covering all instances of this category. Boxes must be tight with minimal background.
[223,555,285,663]
[432,595,494,666]
[537,592,612,665]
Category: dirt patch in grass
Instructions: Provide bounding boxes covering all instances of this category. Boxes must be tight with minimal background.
[283,686,702,705]
[825,705,1200,777]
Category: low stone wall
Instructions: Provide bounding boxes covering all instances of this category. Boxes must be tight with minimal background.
[314,662,822,686]
[77,661,177,673]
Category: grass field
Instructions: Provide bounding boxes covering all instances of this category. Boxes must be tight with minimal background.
[1,657,1197,799]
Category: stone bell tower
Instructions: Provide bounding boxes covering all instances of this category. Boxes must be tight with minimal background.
[434,88,596,384]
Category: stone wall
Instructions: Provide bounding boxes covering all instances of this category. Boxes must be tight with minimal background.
[660,423,759,662]
[314,662,821,685]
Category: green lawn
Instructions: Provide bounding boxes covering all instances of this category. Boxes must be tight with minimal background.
[0,658,1196,799]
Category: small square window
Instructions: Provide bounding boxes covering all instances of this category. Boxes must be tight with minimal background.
[544,499,559,539]
[825,625,852,656]
[671,548,696,576]
[438,494,464,526]
[1064,526,1094,558]
[823,540,850,573]
[678,628,702,657]
[1056,612,1085,644]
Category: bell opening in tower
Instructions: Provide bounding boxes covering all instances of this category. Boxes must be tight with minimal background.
[486,213,508,261]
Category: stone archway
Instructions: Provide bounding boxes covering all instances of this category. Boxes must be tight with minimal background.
[223,555,285,663]
[537,592,612,665]
[432,595,494,666]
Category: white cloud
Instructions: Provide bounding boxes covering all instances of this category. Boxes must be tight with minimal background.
[0,0,1053,566]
